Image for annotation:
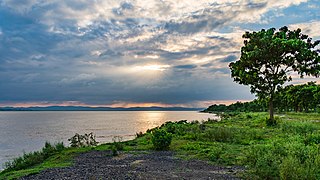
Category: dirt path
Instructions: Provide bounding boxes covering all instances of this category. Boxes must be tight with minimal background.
[20,151,243,180]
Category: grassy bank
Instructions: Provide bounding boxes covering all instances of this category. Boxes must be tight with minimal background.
[1,112,320,179]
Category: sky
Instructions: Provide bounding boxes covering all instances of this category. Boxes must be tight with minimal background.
[0,0,319,108]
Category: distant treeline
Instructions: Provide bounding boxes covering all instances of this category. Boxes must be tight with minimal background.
[203,82,320,113]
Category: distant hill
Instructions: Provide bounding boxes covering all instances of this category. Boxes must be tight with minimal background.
[0,106,203,111]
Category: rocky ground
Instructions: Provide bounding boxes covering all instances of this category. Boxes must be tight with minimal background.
[20,151,243,180]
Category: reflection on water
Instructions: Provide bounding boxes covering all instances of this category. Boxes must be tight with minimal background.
[0,111,217,169]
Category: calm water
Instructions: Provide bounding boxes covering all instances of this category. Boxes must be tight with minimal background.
[0,111,217,169]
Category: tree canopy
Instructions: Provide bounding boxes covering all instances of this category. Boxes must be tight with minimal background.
[203,82,320,113]
[229,26,320,124]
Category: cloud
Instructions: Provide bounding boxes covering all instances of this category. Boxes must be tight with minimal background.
[174,65,197,69]
[0,0,318,107]
[288,20,320,39]
[112,2,134,16]
[220,55,238,63]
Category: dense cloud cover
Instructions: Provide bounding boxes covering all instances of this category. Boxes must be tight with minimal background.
[0,0,319,107]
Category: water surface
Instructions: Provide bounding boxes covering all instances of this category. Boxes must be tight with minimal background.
[0,111,217,168]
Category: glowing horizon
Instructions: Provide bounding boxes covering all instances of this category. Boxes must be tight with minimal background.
[0,99,251,108]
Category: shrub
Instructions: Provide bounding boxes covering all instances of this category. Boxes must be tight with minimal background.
[176,120,188,124]
[161,121,195,136]
[245,137,320,179]
[42,142,54,155]
[111,145,118,156]
[217,112,240,120]
[279,151,320,180]
[151,129,172,150]
[163,122,177,134]
[68,132,98,147]
[55,142,65,151]
[111,136,124,156]
[245,144,281,179]
[183,132,201,141]
[136,131,144,138]
[112,136,124,150]
[199,123,206,131]
[279,156,301,180]
[3,142,65,172]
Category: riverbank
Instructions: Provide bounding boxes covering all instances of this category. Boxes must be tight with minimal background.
[0,111,216,168]
[1,112,320,179]
[20,151,242,179]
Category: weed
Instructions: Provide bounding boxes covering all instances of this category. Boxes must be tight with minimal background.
[304,132,320,145]
[202,127,234,143]
[280,121,318,135]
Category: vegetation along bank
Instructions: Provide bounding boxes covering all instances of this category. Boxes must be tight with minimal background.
[1,112,320,179]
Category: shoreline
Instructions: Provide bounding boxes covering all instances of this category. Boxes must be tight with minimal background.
[2,112,320,179]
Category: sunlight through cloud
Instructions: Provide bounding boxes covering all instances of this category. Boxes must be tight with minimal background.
[134,64,170,71]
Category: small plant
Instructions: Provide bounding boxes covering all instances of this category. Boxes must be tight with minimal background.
[244,137,320,179]
[151,129,172,150]
[280,121,318,135]
[203,127,234,142]
[208,146,223,162]
[111,145,118,156]
[199,123,206,131]
[305,132,320,145]
[111,136,123,156]
[112,136,124,150]
[68,132,98,147]
[136,131,144,138]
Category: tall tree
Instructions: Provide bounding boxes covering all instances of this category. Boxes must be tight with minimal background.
[229,26,320,125]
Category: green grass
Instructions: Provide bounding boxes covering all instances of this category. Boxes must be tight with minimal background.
[0,146,92,179]
[1,112,320,179]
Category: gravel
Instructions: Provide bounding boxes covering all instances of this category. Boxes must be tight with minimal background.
[20,150,243,180]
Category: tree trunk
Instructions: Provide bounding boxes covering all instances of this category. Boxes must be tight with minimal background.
[268,96,275,126]
[269,99,274,120]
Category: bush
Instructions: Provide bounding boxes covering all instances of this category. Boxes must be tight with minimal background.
[217,112,240,120]
[68,132,98,147]
[151,129,172,150]
[110,136,124,156]
[163,122,177,134]
[3,142,65,172]
[199,123,206,131]
[136,131,144,138]
[279,151,320,180]
[161,121,190,135]
[279,156,301,180]
[245,144,281,179]
[245,137,320,179]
